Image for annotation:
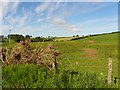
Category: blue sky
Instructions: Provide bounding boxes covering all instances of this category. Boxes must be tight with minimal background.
[0,0,118,37]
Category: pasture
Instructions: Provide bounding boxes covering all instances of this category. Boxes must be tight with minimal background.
[1,32,118,88]
[31,32,118,76]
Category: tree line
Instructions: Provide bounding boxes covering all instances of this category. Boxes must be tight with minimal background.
[0,34,55,42]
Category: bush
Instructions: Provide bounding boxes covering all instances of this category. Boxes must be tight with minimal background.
[1,39,60,70]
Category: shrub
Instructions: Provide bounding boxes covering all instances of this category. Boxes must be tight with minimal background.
[1,39,60,70]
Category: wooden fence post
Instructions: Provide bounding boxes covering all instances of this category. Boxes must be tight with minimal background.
[108,57,112,85]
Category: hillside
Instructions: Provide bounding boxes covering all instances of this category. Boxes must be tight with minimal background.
[2,32,118,88]
[30,32,118,75]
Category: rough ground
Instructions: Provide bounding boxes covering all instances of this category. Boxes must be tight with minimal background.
[84,48,97,58]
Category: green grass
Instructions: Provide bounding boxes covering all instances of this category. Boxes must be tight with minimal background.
[30,32,118,87]
[3,64,115,88]
[2,32,119,88]
[32,33,118,73]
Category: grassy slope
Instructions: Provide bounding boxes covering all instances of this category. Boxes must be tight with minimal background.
[2,33,118,85]
[31,33,118,81]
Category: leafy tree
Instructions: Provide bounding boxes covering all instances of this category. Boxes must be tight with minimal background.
[48,36,51,38]
[0,35,4,42]
[8,34,25,42]
[25,35,32,39]
[76,35,79,37]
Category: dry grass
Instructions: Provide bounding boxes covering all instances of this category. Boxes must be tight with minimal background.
[84,48,97,58]
[0,39,60,70]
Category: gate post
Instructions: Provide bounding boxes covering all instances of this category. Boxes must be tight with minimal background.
[108,56,112,85]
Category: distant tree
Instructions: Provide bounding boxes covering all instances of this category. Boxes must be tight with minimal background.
[31,36,55,42]
[0,35,4,42]
[76,35,79,37]
[82,35,84,37]
[31,36,44,42]
[52,37,55,39]
[25,35,32,39]
[48,36,51,38]
[89,34,91,36]
[35,37,40,42]
[8,34,25,42]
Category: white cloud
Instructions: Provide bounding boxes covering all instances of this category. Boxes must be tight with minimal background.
[13,24,49,37]
[79,17,118,35]
[2,25,11,31]
[2,0,9,17]
[0,4,2,23]
[0,30,3,35]
[60,0,119,2]
[2,0,20,17]
[35,2,68,22]
[19,14,28,27]
[3,0,118,2]
[4,7,31,28]
[79,17,117,27]
[55,0,61,9]
[11,0,20,15]
[52,17,80,32]
[65,2,112,16]
[35,3,49,13]
[80,3,111,14]
[12,26,34,35]
[81,22,118,35]
[83,0,119,2]
[53,18,65,25]
[6,15,18,25]
[1,1,117,36]
[37,18,44,22]
[54,0,67,10]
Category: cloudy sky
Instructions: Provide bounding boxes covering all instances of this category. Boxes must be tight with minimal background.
[0,0,118,37]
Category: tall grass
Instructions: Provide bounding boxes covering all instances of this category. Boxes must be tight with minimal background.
[2,64,115,88]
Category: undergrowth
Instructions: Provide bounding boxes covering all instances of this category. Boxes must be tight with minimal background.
[2,64,116,88]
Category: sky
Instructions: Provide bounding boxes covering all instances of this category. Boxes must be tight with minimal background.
[0,0,118,37]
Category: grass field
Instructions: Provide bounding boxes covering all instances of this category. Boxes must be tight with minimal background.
[31,32,118,75]
[2,32,119,88]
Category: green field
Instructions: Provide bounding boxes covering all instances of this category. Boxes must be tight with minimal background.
[2,32,119,88]
[31,32,118,75]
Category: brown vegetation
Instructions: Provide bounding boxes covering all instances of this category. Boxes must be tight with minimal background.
[84,48,97,58]
[0,39,60,70]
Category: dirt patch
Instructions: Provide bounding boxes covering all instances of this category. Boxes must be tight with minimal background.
[84,48,97,58]
[86,40,95,43]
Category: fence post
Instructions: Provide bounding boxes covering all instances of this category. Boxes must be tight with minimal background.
[108,56,112,85]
